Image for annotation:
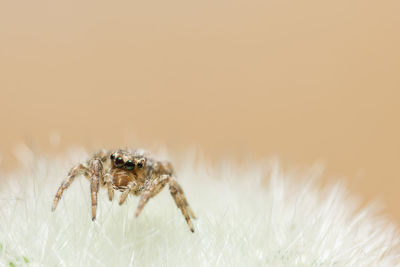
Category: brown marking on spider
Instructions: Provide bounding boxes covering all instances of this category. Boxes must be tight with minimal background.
[51,149,196,232]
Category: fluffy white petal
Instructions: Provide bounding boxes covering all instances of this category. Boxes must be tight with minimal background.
[0,149,398,266]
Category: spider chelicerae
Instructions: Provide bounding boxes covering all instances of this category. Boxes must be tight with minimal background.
[51,149,196,232]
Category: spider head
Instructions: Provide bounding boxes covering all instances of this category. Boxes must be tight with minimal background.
[110,151,146,171]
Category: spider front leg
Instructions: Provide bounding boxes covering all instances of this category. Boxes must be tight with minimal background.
[52,163,89,212]
[168,176,195,232]
[135,175,169,217]
[104,172,114,201]
[135,175,195,232]
[89,158,103,220]
[119,181,137,205]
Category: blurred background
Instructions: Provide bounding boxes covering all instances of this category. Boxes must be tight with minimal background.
[0,1,399,222]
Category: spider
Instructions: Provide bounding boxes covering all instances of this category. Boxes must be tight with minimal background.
[51,149,196,232]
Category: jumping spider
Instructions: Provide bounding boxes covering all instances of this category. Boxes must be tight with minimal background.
[52,149,196,232]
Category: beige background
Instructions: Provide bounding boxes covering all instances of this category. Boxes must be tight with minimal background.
[0,1,399,222]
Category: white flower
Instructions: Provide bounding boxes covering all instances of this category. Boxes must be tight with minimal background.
[0,148,398,266]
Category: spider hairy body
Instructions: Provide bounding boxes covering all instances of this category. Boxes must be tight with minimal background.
[51,149,196,232]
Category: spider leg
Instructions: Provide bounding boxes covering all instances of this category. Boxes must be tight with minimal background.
[168,176,195,232]
[104,172,114,201]
[186,203,196,219]
[93,149,111,162]
[135,175,169,217]
[171,179,196,219]
[52,163,89,212]
[89,158,103,221]
[119,181,137,205]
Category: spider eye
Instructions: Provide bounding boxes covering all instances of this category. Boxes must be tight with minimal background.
[110,154,115,160]
[115,157,124,168]
[125,160,135,170]
[137,159,144,168]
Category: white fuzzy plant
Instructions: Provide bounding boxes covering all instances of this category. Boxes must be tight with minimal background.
[0,146,399,266]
